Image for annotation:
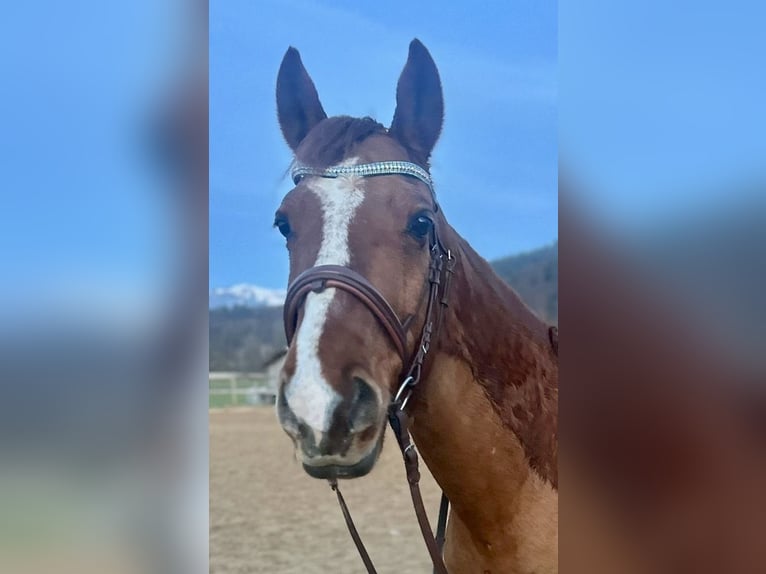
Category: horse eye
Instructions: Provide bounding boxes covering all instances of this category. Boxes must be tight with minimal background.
[407,214,433,239]
[274,215,292,238]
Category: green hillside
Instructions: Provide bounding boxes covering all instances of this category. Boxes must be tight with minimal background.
[491,242,558,324]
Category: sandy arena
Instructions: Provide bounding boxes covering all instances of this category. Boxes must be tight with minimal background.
[210,407,443,573]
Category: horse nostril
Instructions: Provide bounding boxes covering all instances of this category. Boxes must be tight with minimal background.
[349,376,380,432]
[353,376,377,404]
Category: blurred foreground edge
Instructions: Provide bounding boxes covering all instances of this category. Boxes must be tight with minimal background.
[559,180,766,574]
[0,1,208,573]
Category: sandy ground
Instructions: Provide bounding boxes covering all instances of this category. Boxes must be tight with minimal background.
[210,407,443,574]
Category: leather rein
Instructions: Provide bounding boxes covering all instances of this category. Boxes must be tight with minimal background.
[283,160,455,574]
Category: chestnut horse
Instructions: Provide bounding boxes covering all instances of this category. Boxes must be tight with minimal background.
[274,40,558,573]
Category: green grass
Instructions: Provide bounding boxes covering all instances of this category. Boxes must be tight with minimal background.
[209,392,254,409]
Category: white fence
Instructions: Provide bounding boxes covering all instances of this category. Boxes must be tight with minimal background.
[209,372,277,407]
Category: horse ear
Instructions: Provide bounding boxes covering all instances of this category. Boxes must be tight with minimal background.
[389,39,444,165]
[276,47,327,152]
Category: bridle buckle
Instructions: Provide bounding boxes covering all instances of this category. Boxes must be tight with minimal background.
[394,375,416,411]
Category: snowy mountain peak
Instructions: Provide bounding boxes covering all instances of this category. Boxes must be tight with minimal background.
[210,284,286,308]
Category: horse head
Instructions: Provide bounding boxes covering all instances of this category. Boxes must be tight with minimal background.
[274,40,448,479]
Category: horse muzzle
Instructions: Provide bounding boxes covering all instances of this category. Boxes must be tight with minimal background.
[277,376,385,479]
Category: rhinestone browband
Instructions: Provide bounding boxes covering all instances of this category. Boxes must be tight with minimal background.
[291,160,437,206]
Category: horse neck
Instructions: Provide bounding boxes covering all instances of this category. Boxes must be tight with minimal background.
[408,225,558,539]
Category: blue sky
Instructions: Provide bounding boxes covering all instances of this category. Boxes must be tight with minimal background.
[560,0,766,231]
[210,0,558,289]
[5,1,762,305]
[0,1,188,316]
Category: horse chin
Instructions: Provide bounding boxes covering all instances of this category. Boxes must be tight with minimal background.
[302,433,384,480]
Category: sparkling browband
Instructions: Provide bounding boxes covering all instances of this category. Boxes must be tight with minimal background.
[291,160,437,205]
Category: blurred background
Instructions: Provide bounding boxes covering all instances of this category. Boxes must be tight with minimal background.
[560,1,766,572]
[561,0,765,369]
[0,1,207,573]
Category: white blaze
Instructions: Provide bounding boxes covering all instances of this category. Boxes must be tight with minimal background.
[285,166,364,432]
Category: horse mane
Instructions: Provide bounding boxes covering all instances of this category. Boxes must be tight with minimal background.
[296,116,387,168]
[436,226,559,487]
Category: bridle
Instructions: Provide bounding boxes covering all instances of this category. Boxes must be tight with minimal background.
[283,160,455,574]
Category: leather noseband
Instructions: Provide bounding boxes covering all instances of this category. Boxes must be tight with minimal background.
[284,265,408,362]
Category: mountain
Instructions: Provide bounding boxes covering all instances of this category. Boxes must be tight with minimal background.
[492,242,558,324]
[209,305,285,372]
[209,243,558,372]
[209,284,286,308]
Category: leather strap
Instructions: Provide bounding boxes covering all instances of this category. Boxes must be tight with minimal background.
[388,408,450,574]
[284,265,408,361]
[329,418,449,574]
[329,479,378,574]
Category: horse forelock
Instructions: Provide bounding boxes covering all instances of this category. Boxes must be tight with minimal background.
[295,116,387,168]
